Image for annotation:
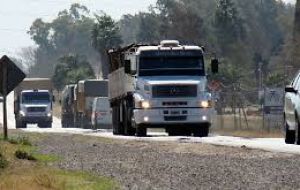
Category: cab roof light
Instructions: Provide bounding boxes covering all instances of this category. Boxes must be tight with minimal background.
[160,40,180,47]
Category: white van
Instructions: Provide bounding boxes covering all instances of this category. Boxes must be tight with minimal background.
[91,97,112,129]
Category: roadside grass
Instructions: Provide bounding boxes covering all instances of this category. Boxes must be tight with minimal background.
[212,115,283,138]
[211,128,283,138]
[0,134,119,190]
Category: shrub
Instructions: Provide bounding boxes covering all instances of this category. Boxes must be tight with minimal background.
[0,153,8,169]
[8,136,32,146]
[15,150,37,161]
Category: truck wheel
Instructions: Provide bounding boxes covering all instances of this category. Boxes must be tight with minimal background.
[168,127,181,136]
[16,121,26,129]
[62,117,67,128]
[46,122,52,128]
[82,116,91,129]
[39,122,52,128]
[193,124,210,137]
[112,106,124,135]
[168,127,192,136]
[136,125,147,137]
[286,126,296,144]
[74,115,80,128]
[284,115,296,144]
[124,102,135,136]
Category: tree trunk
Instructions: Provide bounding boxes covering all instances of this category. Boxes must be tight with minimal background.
[100,51,109,79]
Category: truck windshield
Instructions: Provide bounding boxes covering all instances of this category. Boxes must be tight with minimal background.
[139,57,204,76]
[22,92,50,104]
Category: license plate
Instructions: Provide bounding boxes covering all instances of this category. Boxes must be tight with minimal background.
[170,111,180,115]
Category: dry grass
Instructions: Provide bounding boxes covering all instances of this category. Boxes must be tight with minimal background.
[212,128,283,138]
[212,115,283,138]
[0,135,118,190]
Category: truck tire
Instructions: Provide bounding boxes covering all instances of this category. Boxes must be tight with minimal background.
[285,128,295,144]
[193,124,210,137]
[62,115,74,128]
[16,121,26,129]
[136,125,147,137]
[62,116,67,128]
[112,105,125,135]
[82,116,91,129]
[168,127,181,136]
[168,127,192,136]
[124,101,135,136]
[74,114,80,128]
[39,122,52,128]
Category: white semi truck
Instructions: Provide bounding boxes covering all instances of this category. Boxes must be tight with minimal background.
[108,40,219,137]
[14,78,54,128]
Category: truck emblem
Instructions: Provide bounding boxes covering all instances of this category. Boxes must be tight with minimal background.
[170,88,178,94]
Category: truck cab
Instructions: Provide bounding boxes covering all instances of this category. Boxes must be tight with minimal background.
[16,89,53,128]
[14,78,54,129]
[108,40,218,137]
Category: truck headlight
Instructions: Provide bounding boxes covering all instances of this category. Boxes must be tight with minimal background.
[19,111,26,117]
[141,101,150,109]
[140,101,151,109]
[47,112,52,117]
[200,100,213,108]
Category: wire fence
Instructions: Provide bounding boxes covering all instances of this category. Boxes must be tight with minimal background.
[212,87,284,132]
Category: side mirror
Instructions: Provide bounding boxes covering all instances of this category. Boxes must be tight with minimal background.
[285,86,298,94]
[124,60,131,74]
[211,59,219,74]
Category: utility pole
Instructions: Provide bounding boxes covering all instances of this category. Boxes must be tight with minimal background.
[2,61,8,140]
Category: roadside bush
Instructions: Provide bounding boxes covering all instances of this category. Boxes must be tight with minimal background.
[9,136,32,146]
[0,153,8,169]
[15,150,37,161]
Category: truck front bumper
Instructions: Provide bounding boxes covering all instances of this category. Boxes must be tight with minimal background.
[19,116,52,124]
[133,108,214,126]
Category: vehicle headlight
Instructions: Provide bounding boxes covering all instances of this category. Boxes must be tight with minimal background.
[19,111,26,117]
[47,112,52,117]
[140,101,151,109]
[200,100,213,108]
[141,101,151,109]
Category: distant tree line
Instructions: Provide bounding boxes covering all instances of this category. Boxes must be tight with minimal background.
[20,0,295,91]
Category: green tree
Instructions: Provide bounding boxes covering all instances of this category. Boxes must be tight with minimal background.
[52,54,95,91]
[28,4,98,77]
[91,13,122,79]
[215,0,245,53]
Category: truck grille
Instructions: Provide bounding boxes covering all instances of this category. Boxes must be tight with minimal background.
[27,107,46,112]
[152,85,197,98]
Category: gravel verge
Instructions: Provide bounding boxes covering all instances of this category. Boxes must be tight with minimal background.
[36,134,300,190]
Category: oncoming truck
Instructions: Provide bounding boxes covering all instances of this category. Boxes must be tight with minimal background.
[74,79,108,128]
[14,78,54,128]
[108,40,218,137]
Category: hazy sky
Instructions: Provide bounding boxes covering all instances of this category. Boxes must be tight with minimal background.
[0,0,295,57]
[0,0,156,56]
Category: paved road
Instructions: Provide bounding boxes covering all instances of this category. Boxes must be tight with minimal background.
[1,92,300,155]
